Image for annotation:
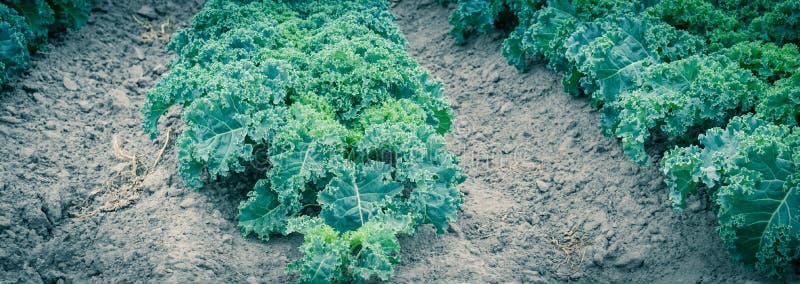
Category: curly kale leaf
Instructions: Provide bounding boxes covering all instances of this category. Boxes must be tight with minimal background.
[662,145,703,209]
[398,126,465,232]
[305,34,421,121]
[48,0,90,30]
[641,20,706,63]
[716,127,800,276]
[345,213,412,281]
[0,0,90,58]
[143,60,294,137]
[757,73,800,126]
[561,12,704,95]
[663,115,800,275]
[287,214,413,283]
[0,3,30,84]
[3,0,53,50]
[750,0,800,45]
[662,115,768,209]
[238,179,290,241]
[645,0,747,49]
[448,0,505,44]
[318,161,403,232]
[177,88,263,189]
[170,61,294,189]
[448,0,547,45]
[502,24,531,71]
[268,104,348,212]
[714,0,777,23]
[613,55,763,164]
[286,217,349,283]
[170,0,293,48]
[499,1,547,70]
[566,17,657,110]
[300,11,406,53]
[519,0,579,72]
[724,41,800,82]
[514,0,636,72]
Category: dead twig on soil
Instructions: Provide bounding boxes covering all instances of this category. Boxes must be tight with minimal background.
[71,129,173,219]
[149,129,171,175]
[132,15,173,43]
[113,134,138,177]
[550,227,592,280]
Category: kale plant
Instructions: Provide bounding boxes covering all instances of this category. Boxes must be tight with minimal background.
[143,1,465,282]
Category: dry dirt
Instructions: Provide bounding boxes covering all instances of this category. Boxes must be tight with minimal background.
[0,0,786,283]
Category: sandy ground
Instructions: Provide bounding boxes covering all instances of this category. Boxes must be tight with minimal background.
[0,0,783,283]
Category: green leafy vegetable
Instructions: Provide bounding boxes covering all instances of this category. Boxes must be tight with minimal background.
[0,0,90,85]
[447,0,800,276]
[613,55,763,164]
[144,0,465,282]
[664,115,800,276]
[757,73,800,126]
[319,161,403,233]
[238,179,290,241]
[749,0,800,45]
[286,214,413,283]
[0,4,30,83]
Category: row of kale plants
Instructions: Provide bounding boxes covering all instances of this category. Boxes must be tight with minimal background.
[0,0,91,84]
[445,0,800,277]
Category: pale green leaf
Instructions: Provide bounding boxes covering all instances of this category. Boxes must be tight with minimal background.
[318,161,403,232]
[238,179,290,241]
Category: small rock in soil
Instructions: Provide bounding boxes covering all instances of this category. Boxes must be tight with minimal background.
[593,249,607,266]
[152,64,167,75]
[134,47,146,61]
[498,102,513,114]
[136,5,159,20]
[0,215,11,229]
[23,205,51,233]
[63,76,79,91]
[0,116,23,124]
[108,89,131,109]
[614,248,645,269]
[535,180,550,192]
[21,82,39,93]
[501,143,515,154]
[686,198,704,213]
[442,54,454,65]
[78,100,93,113]
[179,197,196,209]
[166,186,184,197]
[31,92,46,103]
[558,137,574,152]
[128,65,144,80]
[523,270,548,283]
[42,189,63,223]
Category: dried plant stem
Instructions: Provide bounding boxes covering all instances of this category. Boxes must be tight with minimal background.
[112,134,137,177]
[149,128,171,175]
